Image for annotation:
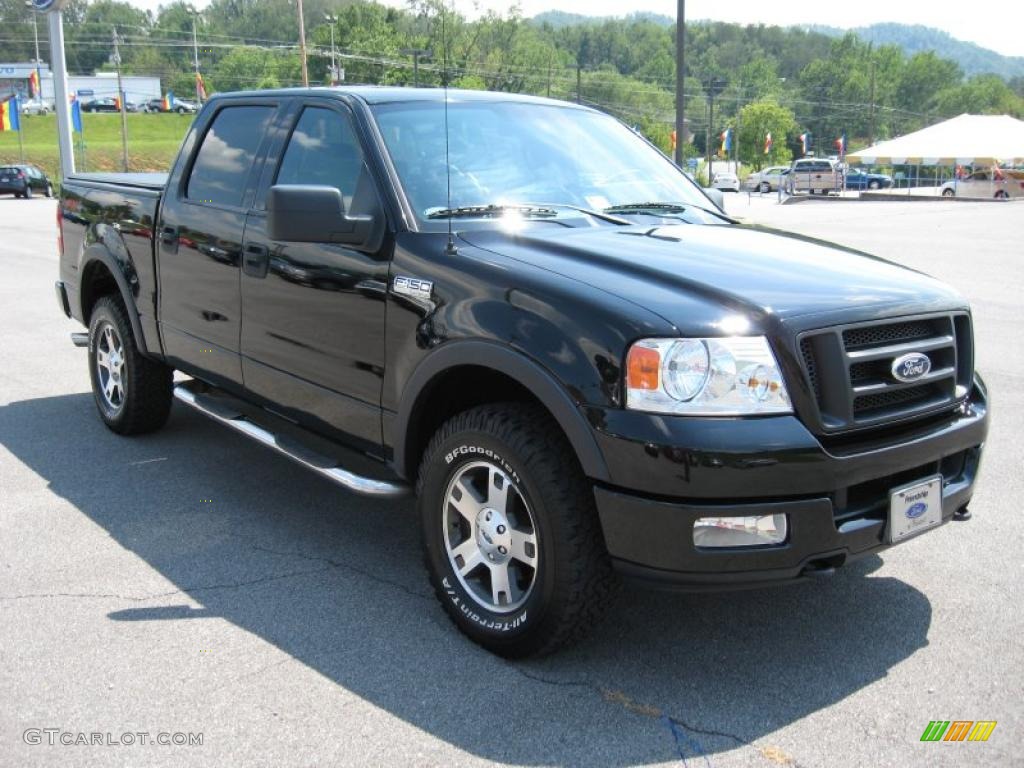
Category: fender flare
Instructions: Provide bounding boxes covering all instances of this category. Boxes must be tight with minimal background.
[392,340,610,483]
[80,245,152,357]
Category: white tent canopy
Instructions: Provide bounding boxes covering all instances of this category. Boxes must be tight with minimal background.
[847,114,1024,166]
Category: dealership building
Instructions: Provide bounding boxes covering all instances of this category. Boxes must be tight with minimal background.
[0,62,161,105]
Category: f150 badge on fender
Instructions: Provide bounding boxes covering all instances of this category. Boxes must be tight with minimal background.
[393,276,433,300]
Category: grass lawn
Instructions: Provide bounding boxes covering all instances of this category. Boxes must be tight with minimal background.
[0,112,193,183]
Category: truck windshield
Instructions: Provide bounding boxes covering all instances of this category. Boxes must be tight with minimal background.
[371,98,712,228]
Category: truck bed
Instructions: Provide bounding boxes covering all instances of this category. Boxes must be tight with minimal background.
[65,172,168,192]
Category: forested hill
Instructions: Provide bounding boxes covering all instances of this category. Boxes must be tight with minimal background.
[534,12,1024,80]
[808,24,1024,80]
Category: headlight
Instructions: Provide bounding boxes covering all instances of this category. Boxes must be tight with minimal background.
[626,336,792,415]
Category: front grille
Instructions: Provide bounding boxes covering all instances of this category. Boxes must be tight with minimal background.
[842,320,937,350]
[797,312,972,433]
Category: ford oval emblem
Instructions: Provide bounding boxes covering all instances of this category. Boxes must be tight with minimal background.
[891,352,931,383]
[906,502,928,519]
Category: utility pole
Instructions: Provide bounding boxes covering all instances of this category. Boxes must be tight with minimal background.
[48,9,75,178]
[112,27,129,172]
[296,0,309,86]
[324,14,338,84]
[400,48,430,87]
[191,14,201,105]
[674,0,685,167]
[24,2,42,104]
[705,82,715,180]
[868,52,877,147]
[576,63,581,104]
[546,52,552,98]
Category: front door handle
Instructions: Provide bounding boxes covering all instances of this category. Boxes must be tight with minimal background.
[243,243,269,279]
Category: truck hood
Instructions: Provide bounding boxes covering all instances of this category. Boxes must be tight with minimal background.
[459,222,967,334]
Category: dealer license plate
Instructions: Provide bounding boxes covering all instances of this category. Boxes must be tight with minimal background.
[888,475,943,544]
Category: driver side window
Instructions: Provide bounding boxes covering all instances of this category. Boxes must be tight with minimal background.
[276,106,364,208]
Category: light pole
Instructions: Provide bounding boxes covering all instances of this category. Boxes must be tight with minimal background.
[25,2,43,103]
[296,0,309,86]
[674,0,685,167]
[324,13,337,84]
[111,26,128,171]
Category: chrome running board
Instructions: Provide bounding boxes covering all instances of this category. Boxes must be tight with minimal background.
[173,380,409,499]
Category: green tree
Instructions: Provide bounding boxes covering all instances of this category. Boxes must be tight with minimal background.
[737,100,797,168]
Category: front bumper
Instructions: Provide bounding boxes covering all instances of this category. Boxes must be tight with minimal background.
[591,377,988,590]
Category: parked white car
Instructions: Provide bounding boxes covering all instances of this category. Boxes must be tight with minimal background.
[711,172,740,192]
[746,165,790,192]
[19,98,51,116]
[940,169,1024,199]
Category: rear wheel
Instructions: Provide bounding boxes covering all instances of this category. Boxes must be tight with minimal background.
[942,188,955,197]
[418,402,617,657]
[759,182,770,193]
[88,296,173,435]
[23,184,32,199]
[995,190,1009,200]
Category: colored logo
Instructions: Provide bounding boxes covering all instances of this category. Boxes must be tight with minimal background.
[920,721,997,742]
[891,352,931,383]
[906,502,928,519]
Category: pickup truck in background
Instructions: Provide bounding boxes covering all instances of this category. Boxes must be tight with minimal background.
[788,157,843,195]
[55,87,989,657]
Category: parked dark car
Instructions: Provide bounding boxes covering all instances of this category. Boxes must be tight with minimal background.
[0,164,54,198]
[845,169,893,190]
[81,98,120,113]
[55,88,988,657]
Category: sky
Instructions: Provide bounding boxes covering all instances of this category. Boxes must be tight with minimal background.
[126,0,1024,57]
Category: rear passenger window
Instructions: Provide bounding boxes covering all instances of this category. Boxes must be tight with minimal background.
[187,106,274,207]
[276,107,363,203]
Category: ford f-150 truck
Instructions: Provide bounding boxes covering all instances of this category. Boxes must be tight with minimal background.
[55,87,988,657]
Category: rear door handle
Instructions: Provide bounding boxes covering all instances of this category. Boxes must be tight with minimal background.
[243,243,269,279]
[160,225,178,252]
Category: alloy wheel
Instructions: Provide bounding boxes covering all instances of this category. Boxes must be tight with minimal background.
[443,461,539,613]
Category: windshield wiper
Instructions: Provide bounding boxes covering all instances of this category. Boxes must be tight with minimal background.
[426,202,631,226]
[426,204,559,219]
[604,201,737,223]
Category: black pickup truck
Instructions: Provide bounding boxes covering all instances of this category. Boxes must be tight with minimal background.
[56,87,988,657]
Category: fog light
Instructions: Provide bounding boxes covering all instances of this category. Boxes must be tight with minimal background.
[693,514,787,548]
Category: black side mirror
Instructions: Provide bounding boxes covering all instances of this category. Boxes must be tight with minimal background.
[266,185,377,247]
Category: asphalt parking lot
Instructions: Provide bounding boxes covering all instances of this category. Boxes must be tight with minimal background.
[1,196,1021,767]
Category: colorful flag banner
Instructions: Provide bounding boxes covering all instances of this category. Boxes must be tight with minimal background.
[0,97,21,131]
[113,94,122,112]
[163,90,173,111]
[71,96,83,133]
[800,132,811,154]
[719,127,732,154]
[195,72,207,101]
[834,132,847,154]
[29,70,40,98]
[764,132,773,155]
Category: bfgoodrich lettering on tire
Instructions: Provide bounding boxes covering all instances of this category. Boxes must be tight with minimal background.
[418,402,618,657]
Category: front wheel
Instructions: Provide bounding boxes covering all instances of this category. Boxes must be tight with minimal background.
[868,180,880,190]
[995,190,1009,200]
[418,403,617,657]
[942,188,955,197]
[45,183,53,198]
[23,184,32,199]
[88,296,174,435]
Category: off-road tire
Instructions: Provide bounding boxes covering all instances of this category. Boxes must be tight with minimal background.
[418,402,618,657]
[88,296,173,435]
